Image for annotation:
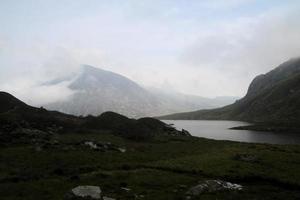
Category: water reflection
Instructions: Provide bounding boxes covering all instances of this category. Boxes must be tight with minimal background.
[163,120,300,145]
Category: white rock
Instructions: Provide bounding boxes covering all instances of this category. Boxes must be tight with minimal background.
[187,180,242,196]
[84,141,99,150]
[103,197,116,200]
[118,148,126,153]
[70,185,101,199]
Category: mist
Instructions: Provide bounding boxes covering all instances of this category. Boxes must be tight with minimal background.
[1,0,300,106]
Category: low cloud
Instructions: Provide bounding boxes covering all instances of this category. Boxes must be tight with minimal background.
[0,1,299,101]
[1,77,75,107]
[179,8,300,96]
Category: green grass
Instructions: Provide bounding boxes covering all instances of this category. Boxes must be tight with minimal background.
[1,132,300,199]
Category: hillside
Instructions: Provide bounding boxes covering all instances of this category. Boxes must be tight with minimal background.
[0,91,28,113]
[1,91,300,200]
[159,58,300,126]
[0,91,187,141]
[44,65,236,118]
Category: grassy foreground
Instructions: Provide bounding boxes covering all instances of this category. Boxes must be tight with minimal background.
[1,131,300,200]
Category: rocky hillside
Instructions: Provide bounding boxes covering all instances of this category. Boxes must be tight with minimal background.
[0,91,188,142]
[44,65,236,118]
[159,58,300,125]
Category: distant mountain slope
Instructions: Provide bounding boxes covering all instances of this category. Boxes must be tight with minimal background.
[159,58,300,125]
[146,87,237,112]
[45,65,237,118]
[46,65,159,118]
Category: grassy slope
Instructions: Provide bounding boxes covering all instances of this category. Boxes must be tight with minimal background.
[1,132,300,200]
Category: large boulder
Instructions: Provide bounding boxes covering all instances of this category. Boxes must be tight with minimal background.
[66,186,102,199]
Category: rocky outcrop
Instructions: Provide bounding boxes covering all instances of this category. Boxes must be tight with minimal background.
[66,186,102,199]
[102,197,115,200]
[186,180,242,196]
[82,141,126,152]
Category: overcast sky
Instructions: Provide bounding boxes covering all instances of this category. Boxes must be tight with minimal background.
[1,0,300,105]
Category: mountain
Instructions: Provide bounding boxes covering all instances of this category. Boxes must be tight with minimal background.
[0,91,28,113]
[45,65,163,118]
[146,87,237,112]
[45,65,237,118]
[0,91,82,131]
[159,58,300,126]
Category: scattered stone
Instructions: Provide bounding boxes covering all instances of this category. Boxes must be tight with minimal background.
[84,141,99,150]
[82,141,126,153]
[185,196,191,200]
[103,197,115,200]
[62,146,75,151]
[186,180,242,196]
[178,184,187,189]
[121,187,131,192]
[234,153,258,163]
[50,139,59,145]
[118,148,126,153]
[66,185,101,199]
[35,146,42,152]
[134,194,145,199]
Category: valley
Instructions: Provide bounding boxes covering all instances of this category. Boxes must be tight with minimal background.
[0,88,300,199]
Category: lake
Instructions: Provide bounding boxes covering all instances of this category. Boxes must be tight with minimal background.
[163,120,300,145]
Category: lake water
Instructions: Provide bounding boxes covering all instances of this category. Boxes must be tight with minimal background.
[163,120,300,145]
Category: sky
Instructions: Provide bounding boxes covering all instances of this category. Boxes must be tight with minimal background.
[0,0,300,105]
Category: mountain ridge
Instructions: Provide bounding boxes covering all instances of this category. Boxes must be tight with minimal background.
[0,91,189,140]
[44,65,237,118]
[158,58,300,126]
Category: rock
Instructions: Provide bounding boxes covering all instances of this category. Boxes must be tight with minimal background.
[121,187,131,192]
[178,184,187,190]
[234,153,258,163]
[35,146,42,152]
[50,139,59,145]
[66,185,101,199]
[181,129,191,136]
[186,180,242,196]
[84,141,100,150]
[103,197,115,200]
[118,148,126,153]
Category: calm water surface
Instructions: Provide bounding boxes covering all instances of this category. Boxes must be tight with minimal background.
[163,120,300,145]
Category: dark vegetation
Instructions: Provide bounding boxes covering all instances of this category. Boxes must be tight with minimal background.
[0,91,187,142]
[1,128,300,199]
[0,89,300,199]
[83,112,185,140]
[158,58,300,132]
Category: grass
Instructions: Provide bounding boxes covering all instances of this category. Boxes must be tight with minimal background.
[1,132,300,199]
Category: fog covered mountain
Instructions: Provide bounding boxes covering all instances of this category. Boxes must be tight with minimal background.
[45,65,237,118]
